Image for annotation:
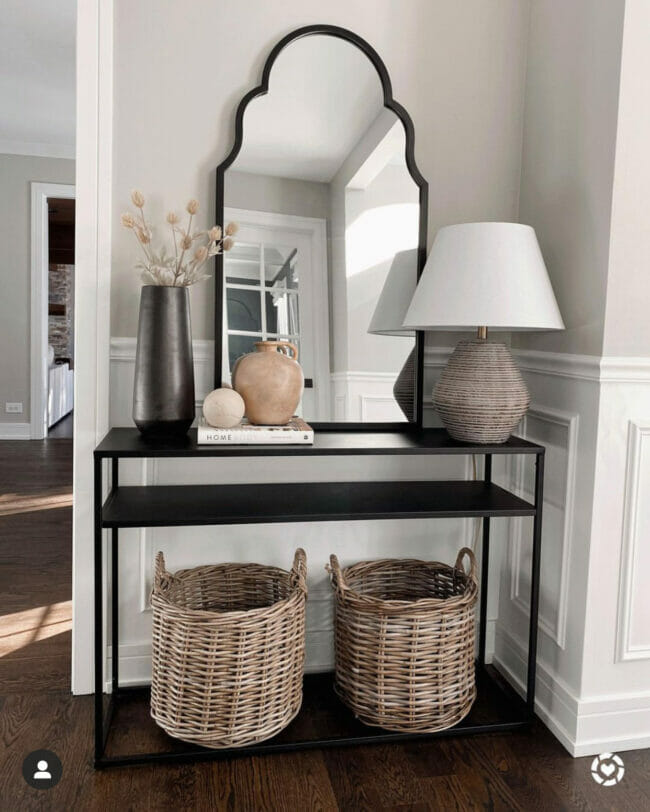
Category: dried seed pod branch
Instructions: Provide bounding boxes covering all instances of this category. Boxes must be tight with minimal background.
[120,191,236,286]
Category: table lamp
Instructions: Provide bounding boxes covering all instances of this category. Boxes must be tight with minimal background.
[368,248,418,419]
[402,222,564,443]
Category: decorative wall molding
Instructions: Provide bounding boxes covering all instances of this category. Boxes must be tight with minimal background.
[513,349,601,381]
[329,369,402,422]
[600,357,650,384]
[110,336,214,363]
[111,339,650,387]
[508,405,578,649]
[616,420,650,662]
[423,346,452,369]
[515,349,650,384]
[0,422,30,439]
[0,139,75,160]
[330,370,397,382]
[425,345,650,384]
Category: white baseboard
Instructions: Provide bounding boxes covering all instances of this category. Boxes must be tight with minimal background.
[494,628,650,756]
[493,628,578,754]
[0,422,31,439]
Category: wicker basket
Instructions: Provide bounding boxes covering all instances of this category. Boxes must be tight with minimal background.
[328,547,478,733]
[150,548,307,749]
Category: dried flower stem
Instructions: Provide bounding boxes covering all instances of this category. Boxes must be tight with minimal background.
[175,212,193,280]
[121,191,235,287]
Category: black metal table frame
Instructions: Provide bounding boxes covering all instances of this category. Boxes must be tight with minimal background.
[93,430,544,769]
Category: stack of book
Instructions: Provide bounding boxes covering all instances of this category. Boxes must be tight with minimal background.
[197,417,314,445]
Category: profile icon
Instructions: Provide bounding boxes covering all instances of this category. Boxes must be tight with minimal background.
[33,760,52,780]
[22,749,62,789]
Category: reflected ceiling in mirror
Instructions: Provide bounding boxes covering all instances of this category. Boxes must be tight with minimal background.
[216,28,427,425]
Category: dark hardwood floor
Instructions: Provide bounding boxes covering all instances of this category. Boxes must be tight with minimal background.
[47,412,73,439]
[1,438,649,811]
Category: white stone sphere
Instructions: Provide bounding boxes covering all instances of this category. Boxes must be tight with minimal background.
[203,388,245,428]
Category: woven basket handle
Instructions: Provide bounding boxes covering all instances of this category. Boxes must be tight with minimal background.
[455,547,478,583]
[153,551,176,595]
[290,548,308,593]
[327,554,347,594]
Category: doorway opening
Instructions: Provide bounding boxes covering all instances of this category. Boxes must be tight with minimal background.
[46,197,75,437]
[30,182,76,439]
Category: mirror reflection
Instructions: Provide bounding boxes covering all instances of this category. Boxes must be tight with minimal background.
[220,34,421,421]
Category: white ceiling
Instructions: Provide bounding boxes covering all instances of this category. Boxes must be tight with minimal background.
[0,0,76,158]
[232,35,385,183]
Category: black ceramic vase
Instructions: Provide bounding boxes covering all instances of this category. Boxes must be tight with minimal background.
[133,285,195,437]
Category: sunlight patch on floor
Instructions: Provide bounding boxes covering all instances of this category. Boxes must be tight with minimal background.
[0,491,73,517]
[0,601,72,657]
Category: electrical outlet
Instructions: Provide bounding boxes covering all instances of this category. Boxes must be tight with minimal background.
[5,402,23,414]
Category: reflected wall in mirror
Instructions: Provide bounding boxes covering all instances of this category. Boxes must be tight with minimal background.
[216,27,427,425]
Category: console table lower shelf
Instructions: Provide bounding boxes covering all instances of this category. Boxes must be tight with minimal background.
[96,666,529,768]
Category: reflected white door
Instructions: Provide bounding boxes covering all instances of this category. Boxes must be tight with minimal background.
[223,208,329,420]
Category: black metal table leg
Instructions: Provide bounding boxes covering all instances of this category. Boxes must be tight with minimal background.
[526,451,545,717]
[94,454,104,763]
[478,454,492,665]
[111,459,119,694]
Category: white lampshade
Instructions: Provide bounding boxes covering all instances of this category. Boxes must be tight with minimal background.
[403,222,564,331]
[368,248,418,337]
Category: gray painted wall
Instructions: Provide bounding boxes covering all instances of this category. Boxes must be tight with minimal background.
[225,170,329,220]
[602,0,650,357]
[514,0,625,356]
[0,153,75,423]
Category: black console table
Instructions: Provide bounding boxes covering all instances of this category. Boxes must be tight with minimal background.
[93,427,544,768]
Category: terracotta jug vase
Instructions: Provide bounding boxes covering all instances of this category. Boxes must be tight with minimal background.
[232,340,303,425]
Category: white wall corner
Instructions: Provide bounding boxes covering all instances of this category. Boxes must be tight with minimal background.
[71,0,114,695]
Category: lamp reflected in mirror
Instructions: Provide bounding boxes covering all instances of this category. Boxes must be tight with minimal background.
[367,248,418,420]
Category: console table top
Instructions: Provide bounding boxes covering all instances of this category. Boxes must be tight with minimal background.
[95,427,543,458]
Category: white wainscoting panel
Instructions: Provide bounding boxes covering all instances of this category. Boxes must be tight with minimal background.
[330,371,402,422]
[508,406,578,649]
[616,420,650,662]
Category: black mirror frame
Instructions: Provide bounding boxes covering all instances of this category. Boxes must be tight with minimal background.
[214,24,428,431]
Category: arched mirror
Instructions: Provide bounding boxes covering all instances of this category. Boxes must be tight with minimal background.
[215,25,427,428]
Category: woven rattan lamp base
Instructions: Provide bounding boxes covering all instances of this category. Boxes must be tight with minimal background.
[433,339,530,444]
[393,347,416,420]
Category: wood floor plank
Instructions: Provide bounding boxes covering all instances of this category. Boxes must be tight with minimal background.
[190,751,339,812]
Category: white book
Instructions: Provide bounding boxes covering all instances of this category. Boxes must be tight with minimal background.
[197,417,314,445]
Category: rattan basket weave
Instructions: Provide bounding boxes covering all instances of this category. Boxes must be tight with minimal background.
[329,547,478,733]
[150,549,307,749]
